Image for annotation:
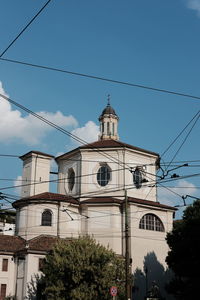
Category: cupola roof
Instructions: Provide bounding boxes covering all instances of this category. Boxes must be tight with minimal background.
[101,104,117,116]
[99,95,119,120]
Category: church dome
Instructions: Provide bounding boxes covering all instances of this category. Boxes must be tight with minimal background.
[98,97,119,141]
[99,96,119,120]
[101,104,117,117]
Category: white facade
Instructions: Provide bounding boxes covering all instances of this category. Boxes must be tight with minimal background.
[57,146,158,202]
[20,151,53,198]
[0,222,15,235]
[0,103,175,300]
[0,255,16,297]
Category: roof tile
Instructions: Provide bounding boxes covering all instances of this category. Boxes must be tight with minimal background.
[56,139,159,160]
[13,192,79,208]
[0,235,25,252]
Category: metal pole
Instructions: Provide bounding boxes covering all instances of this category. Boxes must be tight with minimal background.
[125,189,131,300]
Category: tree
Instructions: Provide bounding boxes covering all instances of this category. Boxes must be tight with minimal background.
[39,236,125,300]
[166,199,200,300]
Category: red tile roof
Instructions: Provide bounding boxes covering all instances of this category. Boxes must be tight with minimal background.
[128,197,177,210]
[0,235,25,253]
[0,235,70,254]
[13,192,175,211]
[82,197,122,204]
[20,151,54,160]
[81,196,176,210]
[28,235,60,252]
[13,192,79,208]
[56,139,159,160]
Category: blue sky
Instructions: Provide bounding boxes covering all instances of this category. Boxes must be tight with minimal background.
[0,0,200,217]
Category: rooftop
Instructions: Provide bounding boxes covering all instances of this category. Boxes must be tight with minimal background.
[56,139,159,160]
[13,192,79,208]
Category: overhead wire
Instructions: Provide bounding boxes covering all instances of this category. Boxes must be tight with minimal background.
[1,57,200,101]
[0,0,198,241]
[144,111,200,200]
[159,110,200,176]
[0,171,199,202]
[11,203,175,234]
[1,171,199,207]
[0,92,136,171]
[0,92,198,206]
[165,112,200,171]
[1,154,200,167]
[0,165,132,191]
[0,66,198,216]
[160,110,200,159]
[0,2,198,203]
[0,0,53,57]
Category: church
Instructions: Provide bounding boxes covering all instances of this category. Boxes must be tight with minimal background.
[0,102,176,300]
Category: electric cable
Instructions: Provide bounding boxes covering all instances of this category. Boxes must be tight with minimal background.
[0,92,137,171]
[11,203,175,234]
[0,0,53,57]
[1,154,200,166]
[1,57,200,101]
[165,112,200,171]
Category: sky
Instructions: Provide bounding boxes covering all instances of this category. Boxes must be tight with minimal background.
[0,0,200,218]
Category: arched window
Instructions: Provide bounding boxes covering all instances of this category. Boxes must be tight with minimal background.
[97,164,111,186]
[41,209,52,226]
[139,214,164,232]
[107,122,110,135]
[68,168,75,191]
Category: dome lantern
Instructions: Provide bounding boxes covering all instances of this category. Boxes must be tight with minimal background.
[98,95,119,141]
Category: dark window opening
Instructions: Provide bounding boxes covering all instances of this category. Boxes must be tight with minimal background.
[107,122,110,135]
[97,165,111,186]
[2,259,8,272]
[68,168,75,191]
[133,168,143,189]
[41,210,52,226]
[112,123,115,135]
[38,258,45,271]
[0,284,6,299]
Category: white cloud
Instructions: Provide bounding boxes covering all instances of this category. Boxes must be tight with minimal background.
[70,121,99,146]
[158,179,197,207]
[186,0,200,16]
[0,82,78,145]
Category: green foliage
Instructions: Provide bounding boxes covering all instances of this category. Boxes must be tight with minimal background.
[166,200,200,300]
[39,236,125,300]
[0,209,16,223]
[5,295,17,300]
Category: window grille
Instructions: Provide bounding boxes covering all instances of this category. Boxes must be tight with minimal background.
[97,165,111,186]
[139,214,164,232]
[41,210,52,226]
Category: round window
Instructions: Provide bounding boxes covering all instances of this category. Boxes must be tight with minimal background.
[97,165,111,186]
[68,168,75,191]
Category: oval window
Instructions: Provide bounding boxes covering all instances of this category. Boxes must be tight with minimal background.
[68,168,75,191]
[133,168,142,189]
[97,165,111,186]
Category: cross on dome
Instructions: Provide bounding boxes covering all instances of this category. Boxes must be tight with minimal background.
[107,94,111,106]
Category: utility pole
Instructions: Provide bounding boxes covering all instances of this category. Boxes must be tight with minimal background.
[125,189,132,300]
